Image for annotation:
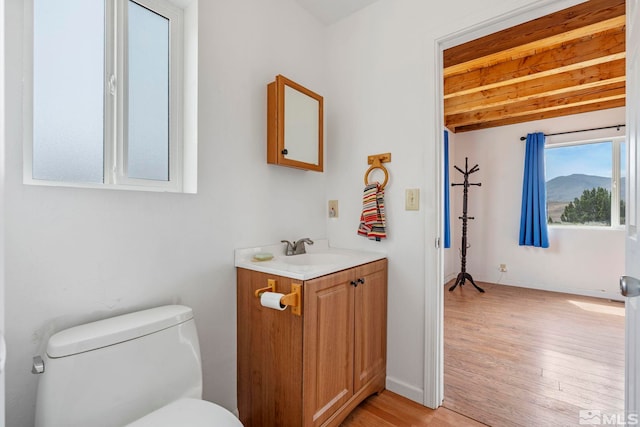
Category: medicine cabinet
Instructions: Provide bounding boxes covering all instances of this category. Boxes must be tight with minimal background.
[267,75,324,172]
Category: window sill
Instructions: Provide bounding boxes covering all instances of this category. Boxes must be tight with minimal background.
[23,178,196,194]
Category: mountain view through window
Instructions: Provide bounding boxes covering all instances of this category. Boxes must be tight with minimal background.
[546,140,625,227]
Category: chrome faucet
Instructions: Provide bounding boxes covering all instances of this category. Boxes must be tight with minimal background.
[281,238,314,256]
[281,240,295,256]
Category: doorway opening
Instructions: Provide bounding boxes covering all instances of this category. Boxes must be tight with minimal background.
[431,0,627,424]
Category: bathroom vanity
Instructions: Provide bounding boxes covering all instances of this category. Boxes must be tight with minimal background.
[235,243,387,426]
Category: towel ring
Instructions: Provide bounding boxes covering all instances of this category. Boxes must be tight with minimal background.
[364,163,389,189]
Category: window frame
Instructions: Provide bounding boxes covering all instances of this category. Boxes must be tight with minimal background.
[545,136,626,229]
[24,0,185,192]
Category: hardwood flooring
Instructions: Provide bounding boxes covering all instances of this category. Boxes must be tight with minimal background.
[444,282,625,426]
[342,282,624,427]
[341,390,485,427]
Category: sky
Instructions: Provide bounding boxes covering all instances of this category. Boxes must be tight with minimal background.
[545,141,620,181]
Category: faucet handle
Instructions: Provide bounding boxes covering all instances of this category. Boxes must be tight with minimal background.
[281,240,294,256]
[292,238,313,255]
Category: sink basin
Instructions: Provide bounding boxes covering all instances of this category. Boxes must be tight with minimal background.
[235,240,386,280]
[279,253,355,266]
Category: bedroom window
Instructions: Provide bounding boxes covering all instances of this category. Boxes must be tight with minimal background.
[26,0,195,192]
[545,137,625,227]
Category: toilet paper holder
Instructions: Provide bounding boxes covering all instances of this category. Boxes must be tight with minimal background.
[255,279,302,316]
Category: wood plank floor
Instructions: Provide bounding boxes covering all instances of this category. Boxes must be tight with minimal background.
[341,390,485,427]
[444,282,625,427]
[342,282,624,426]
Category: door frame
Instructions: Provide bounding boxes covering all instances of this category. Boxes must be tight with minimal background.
[624,0,640,417]
[426,0,589,409]
[0,0,5,420]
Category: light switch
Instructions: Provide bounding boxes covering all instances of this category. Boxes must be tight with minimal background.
[405,189,419,211]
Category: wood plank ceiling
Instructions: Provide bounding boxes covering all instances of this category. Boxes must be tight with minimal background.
[443,0,626,134]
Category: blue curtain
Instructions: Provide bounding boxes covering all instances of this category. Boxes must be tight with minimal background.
[444,130,451,248]
[519,132,549,248]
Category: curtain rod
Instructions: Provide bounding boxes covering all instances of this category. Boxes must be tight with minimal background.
[519,124,626,141]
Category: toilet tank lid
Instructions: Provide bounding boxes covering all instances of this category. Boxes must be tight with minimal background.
[46,305,194,358]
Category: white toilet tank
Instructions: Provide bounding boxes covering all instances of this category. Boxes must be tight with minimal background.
[35,305,203,427]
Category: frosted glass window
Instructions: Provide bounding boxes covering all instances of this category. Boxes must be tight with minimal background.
[127,1,170,181]
[33,0,105,183]
[29,0,188,191]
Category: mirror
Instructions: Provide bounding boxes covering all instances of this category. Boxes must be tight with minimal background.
[267,75,323,171]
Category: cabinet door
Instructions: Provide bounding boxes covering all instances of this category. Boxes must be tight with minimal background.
[354,259,388,392]
[303,269,354,427]
[237,269,304,427]
[267,75,323,172]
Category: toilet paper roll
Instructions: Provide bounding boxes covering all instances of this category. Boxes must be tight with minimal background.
[260,292,287,311]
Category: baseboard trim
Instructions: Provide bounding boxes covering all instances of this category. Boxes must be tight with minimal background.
[484,280,624,302]
[385,376,424,404]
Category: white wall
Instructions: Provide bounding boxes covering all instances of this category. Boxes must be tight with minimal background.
[4,0,328,425]
[323,0,552,404]
[447,107,626,300]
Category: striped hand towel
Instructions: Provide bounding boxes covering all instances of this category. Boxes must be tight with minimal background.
[357,182,387,241]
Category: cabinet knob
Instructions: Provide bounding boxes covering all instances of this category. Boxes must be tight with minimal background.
[281,149,288,155]
[350,280,358,287]
[357,278,365,285]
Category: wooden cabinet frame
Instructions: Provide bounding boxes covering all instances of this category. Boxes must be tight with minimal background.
[267,75,324,172]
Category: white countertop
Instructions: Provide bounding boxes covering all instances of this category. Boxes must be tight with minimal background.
[234,239,386,280]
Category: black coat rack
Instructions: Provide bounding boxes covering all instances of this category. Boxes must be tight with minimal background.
[449,157,484,293]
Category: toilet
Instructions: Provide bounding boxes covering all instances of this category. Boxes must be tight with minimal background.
[33,305,243,427]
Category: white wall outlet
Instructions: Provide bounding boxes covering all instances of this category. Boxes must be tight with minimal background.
[405,189,420,211]
[328,200,339,218]
[499,264,507,272]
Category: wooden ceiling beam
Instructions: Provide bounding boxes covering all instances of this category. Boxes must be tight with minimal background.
[446,76,625,116]
[443,0,627,134]
[446,85,625,128]
[445,52,625,100]
[444,15,625,77]
[445,59,626,115]
[444,27,625,97]
[447,92,626,129]
[443,0,625,68]
[451,100,626,133]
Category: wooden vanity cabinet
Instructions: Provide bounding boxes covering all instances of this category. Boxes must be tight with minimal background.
[237,259,387,427]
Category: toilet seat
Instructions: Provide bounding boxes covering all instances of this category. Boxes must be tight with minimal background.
[126,398,243,426]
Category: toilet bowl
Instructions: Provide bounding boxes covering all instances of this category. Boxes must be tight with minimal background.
[33,305,242,427]
[127,398,242,426]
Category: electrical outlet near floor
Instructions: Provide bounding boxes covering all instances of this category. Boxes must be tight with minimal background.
[328,200,339,218]
[499,264,507,272]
